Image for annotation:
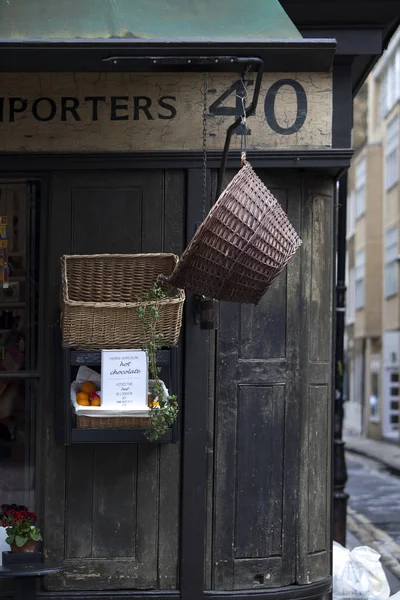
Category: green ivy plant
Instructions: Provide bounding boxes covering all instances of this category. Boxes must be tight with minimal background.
[137,283,179,441]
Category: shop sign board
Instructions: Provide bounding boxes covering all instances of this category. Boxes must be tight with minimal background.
[101,349,148,411]
[0,72,332,152]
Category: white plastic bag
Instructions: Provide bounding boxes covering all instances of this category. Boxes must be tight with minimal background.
[333,541,390,600]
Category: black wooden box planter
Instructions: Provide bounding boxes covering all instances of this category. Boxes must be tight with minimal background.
[54,329,180,445]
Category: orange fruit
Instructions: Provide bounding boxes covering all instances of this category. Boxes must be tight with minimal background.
[90,393,101,407]
[76,392,90,406]
[81,381,96,395]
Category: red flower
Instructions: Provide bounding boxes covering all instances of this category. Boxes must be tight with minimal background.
[27,512,37,522]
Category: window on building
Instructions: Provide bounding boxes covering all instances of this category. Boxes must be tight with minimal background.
[346,267,356,324]
[386,116,399,190]
[355,158,366,219]
[346,191,356,239]
[369,373,380,420]
[355,249,365,309]
[385,225,398,298]
[369,355,381,421]
[379,49,400,120]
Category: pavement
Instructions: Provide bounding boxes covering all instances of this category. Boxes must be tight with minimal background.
[344,435,400,474]
[344,436,400,595]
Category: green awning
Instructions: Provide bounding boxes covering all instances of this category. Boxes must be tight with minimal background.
[0,0,301,40]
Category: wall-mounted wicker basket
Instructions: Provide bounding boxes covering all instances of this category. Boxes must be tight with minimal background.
[76,415,150,429]
[61,253,184,349]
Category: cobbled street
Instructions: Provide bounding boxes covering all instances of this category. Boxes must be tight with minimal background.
[346,452,400,593]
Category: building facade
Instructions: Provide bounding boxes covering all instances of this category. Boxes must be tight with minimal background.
[345,27,400,441]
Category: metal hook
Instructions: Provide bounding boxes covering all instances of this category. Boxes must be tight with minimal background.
[237,76,248,156]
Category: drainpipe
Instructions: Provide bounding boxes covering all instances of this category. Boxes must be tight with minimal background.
[334,172,349,546]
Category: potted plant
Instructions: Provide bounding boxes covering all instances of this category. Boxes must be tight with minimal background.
[137,283,179,441]
[0,504,42,561]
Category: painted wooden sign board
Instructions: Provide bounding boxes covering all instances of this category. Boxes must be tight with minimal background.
[0,72,332,152]
[101,349,148,411]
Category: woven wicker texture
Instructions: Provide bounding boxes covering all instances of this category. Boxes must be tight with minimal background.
[61,253,184,349]
[76,415,150,429]
[162,157,302,304]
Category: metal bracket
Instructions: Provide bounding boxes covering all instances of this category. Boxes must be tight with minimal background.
[194,296,219,330]
[216,57,264,200]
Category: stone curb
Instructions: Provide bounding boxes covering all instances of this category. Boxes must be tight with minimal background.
[347,507,400,578]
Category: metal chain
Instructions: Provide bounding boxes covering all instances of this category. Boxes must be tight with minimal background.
[202,72,208,220]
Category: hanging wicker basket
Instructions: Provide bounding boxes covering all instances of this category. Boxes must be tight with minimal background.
[160,155,302,304]
[60,253,184,349]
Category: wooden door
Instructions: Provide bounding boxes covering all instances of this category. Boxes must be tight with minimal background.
[210,172,334,590]
[43,170,185,591]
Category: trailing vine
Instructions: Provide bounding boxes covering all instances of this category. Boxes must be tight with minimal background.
[137,283,179,441]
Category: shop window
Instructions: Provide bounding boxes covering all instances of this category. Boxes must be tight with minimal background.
[385,225,398,298]
[355,249,365,310]
[355,158,366,219]
[386,116,399,190]
[0,182,40,511]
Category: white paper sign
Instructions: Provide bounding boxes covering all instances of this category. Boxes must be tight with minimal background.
[101,350,148,411]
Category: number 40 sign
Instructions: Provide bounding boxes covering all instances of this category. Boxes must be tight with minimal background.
[209,78,308,136]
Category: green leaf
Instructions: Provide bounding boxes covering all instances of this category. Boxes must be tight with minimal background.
[15,535,28,548]
[30,531,42,542]
[5,535,14,545]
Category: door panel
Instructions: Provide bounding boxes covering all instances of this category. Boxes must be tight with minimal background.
[212,172,333,590]
[44,170,184,591]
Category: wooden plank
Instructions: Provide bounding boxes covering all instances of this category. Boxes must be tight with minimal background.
[296,174,334,585]
[65,446,94,558]
[235,385,285,559]
[179,169,209,600]
[136,446,159,588]
[158,444,180,589]
[307,385,329,554]
[92,445,137,559]
[163,170,185,255]
[280,174,303,586]
[309,195,332,363]
[141,171,164,253]
[239,187,288,361]
[157,169,184,590]
[233,558,284,590]
[71,186,143,254]
[213,298,240,591]
[42,173,72,587]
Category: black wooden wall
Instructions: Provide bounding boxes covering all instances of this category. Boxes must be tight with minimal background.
[44,170,185,591]
[41,166,333,595]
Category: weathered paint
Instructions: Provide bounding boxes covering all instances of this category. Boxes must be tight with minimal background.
[0,72,332,151]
